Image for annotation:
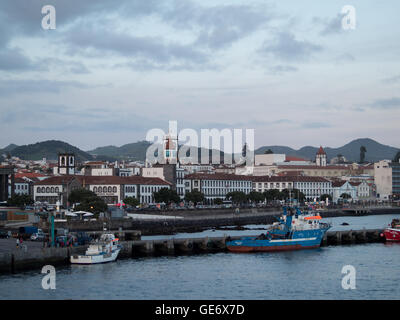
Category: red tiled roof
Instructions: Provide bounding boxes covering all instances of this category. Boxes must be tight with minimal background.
[277,165,349,170]
[15,172,47,179]
[76,175,171,186]
[34,175,76,185]
[252,176,330,183]
[317,146,326,155]
[185,173,253,181]
[35,175,171,186]
[285,156,307,162]
[332,181,347,187]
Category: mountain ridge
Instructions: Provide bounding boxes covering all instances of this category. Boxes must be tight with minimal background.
[3,138,399,163]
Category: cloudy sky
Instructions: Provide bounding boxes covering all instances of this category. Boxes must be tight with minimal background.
[0,0,399,151]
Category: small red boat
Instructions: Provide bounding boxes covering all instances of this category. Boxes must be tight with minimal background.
[382,219,400,241]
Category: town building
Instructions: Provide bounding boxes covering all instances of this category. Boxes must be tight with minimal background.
[315,146,327,166]
[374,160,392,200]
[390,158,400,201]
[34,175,81,206]
[184,173,253,203]
[53,153,75,175]
[332,181,358,203]
[78,176,171,205]
[252,176,332,201]
[0,165,15,202]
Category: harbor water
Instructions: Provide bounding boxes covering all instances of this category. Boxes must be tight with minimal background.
[0,214,399,300]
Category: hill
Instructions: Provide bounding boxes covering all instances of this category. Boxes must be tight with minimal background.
[10,140,94,161]
[255,138,399,162]
[87,141,151,161]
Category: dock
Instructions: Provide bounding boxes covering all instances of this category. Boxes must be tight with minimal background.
[0,228,386,274]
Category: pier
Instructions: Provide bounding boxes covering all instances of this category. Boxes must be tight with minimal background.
[0,228,386,273]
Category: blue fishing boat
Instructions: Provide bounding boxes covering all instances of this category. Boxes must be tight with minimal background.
[226,207,331,253]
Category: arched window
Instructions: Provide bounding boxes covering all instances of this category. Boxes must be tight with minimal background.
[93,187,97,193]
[46,187,50,193]
[41,187,45,193]
[51,187,54,193]
[108,186,112,193]
[113,186,117,193]
[103,186,107,193]
[55,187,59,193]
[37,187,41,194]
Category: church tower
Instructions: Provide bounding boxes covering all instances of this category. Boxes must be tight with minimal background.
[316,146,327,167]
[56,153,75,175]
[163,133,178,164]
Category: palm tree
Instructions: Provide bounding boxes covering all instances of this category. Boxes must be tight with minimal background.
[360,146,367,163]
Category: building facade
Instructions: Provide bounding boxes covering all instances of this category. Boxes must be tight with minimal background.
[374,160,392,200]
[184,173,253,203]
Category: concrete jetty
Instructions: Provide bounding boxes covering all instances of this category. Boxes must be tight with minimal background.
[0,228,385,274]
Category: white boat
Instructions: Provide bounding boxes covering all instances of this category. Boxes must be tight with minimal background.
[70,233,122,264]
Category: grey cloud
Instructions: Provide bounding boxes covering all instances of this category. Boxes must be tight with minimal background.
[370,97,400,109]
[302,122,332,129]
[0,48,37,71]
[335,53,355,64]
[382,75,400,85]
[313,13,346,36]
[62,24,209,69]
[260,32,323,62]
[0,79,91,96]
[269,65,298,74]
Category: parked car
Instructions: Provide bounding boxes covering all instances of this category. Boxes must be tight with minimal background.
[30,230,46,241]
[0,230,10,238]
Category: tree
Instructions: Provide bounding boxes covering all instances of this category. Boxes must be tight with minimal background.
[247,191,264,203]
[320,194,332,202]
[340,193,352,199]
[214,198,223,205]
[184,190,205,205]
[124,196,139,207]
[280,188,305,202]
[154,188,180,204]
[360,146,367,163]
[7,194,33,207]
[263,189,281,202]
[68,188,108,214]
[226,191,247,204]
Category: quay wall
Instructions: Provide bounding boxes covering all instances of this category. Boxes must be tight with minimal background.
[0,228,386,274]
[49,207,400,236]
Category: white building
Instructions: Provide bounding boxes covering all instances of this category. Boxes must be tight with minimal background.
[184,173,253,203]
[252,176,332,201]
[332,181,358,203]
[315,146,327,167]
[374,160,392,200]
[255,154,285,166]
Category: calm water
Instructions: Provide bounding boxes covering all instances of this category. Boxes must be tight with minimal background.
[1,214,399,300]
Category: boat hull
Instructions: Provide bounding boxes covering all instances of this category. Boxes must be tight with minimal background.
[383,228,400,242]
[70,248,121,264]
[227,243,320,253]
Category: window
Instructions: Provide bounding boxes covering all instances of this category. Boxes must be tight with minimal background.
[93,187,97,193]
[113,186,117,193]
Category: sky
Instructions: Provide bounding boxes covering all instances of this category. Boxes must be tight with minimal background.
[0,0,399,151]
